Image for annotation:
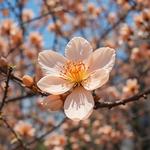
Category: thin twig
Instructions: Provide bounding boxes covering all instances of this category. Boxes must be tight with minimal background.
[19,6,65,26]
[13,118,67,149]
[5,92,36,103]
[1,117,29,150]
[0,67,22,83]
[5,0,19,18]
[0,67,13,111]
[94,88,150,109]
[28,117,67,145]
[0,67,48,96]
[97,1,137,47]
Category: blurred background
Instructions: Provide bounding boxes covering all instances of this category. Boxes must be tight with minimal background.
[0,0,150,150]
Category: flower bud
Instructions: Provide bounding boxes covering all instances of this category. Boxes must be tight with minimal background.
[42,95,63,111]
[87,3,95,14]
[0,57,8,67]
[14,121,35,137]
[22,75,34,87]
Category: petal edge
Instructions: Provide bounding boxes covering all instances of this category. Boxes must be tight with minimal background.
[64,86,94,121]
[37,75,73,95]
[65,37,93,61]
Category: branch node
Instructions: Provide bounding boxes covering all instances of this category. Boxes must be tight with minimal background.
[143,94,147,99]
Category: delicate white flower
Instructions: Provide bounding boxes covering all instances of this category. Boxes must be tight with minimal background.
[37,37,116,121]
[14,121,35,137]
[123,78,139,95]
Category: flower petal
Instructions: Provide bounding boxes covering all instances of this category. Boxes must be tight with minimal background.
[82,68,109,91]
[37,76,73,95]
[38,50,67,76]
[86,47,116,72]
[65,37,93,61]
[64,86,94,121]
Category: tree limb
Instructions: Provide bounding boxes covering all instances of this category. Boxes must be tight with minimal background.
[94,88,150,109]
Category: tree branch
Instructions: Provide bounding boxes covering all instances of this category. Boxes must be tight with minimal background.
[98,1,137,46]
[1,67,150,110]
[13,118,67,149]
[5,92,36,103]
[0,67,13,111]
[94,88,150,109]
[0,67,48,96]
[28,117,67,145]
[1,117,29,150]
[20,6,66,26]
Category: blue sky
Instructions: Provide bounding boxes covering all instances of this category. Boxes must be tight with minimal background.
[0,0,131,59]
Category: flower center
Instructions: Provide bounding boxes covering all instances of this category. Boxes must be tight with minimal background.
[60,61,89,83]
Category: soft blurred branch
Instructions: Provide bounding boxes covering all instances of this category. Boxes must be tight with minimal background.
[28,117,67,145]
[98,0,137,47]
[13,117,67,150]
[1,117,29,150]
[0,67,13,111]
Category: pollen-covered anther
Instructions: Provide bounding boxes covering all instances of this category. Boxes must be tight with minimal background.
[60,61,89,83]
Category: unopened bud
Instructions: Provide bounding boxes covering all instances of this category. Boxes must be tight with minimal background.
[42,95,63,111]
[0,57,8,67]
[87,3,95,13]
[22,75,34,87]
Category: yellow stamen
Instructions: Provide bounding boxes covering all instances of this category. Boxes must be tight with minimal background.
[60,61,89,83]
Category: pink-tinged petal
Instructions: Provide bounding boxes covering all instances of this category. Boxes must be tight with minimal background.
[38,50,67,76]
[82,68,109,91]
[71,108,93,122]
[37,76,73,95]
[64,86,94,121]
[86,47,116,72]
[81,108,93,120]
[65,37,93,61]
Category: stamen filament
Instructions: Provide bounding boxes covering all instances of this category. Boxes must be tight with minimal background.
[60,61,89,83]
